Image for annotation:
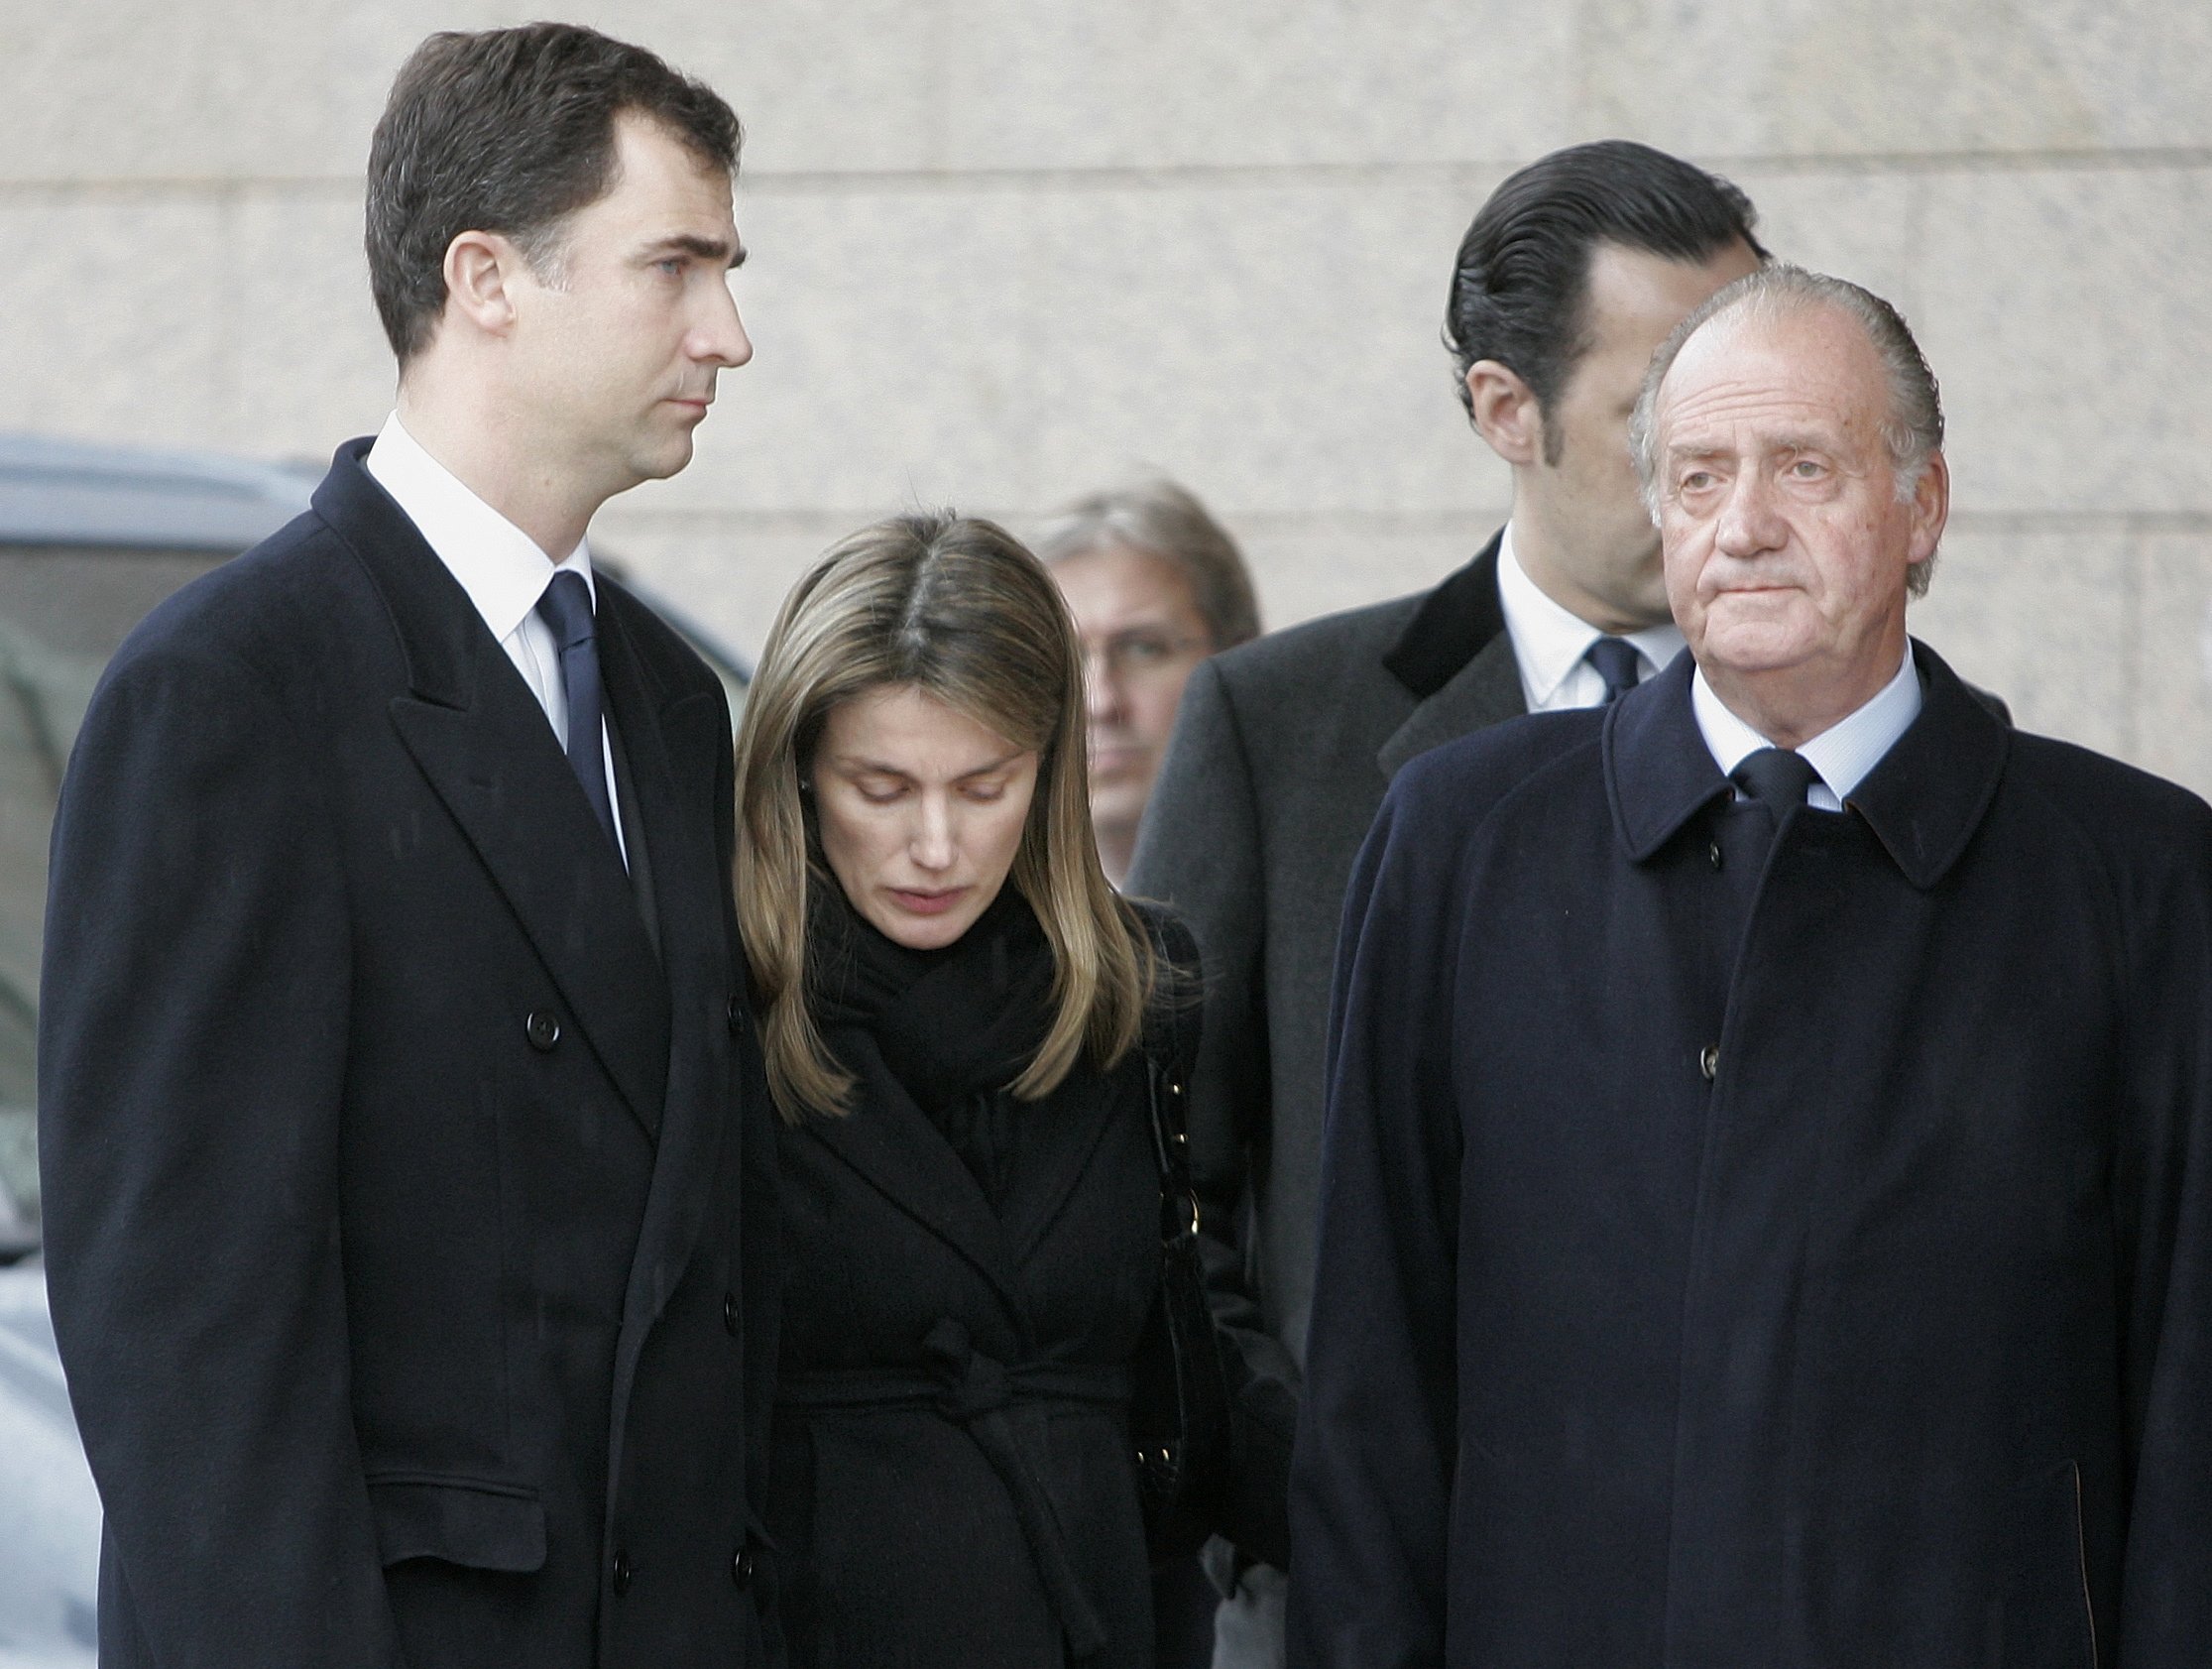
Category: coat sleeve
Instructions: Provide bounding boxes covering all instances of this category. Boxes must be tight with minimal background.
[37,639,403,1667]
[1286,777,1462,1669]
[2112,806,2212,1663]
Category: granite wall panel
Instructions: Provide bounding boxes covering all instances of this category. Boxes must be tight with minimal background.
[1,0,2205,791]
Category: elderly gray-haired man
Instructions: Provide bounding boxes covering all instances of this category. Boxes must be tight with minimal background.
[1289,264,2212,1667]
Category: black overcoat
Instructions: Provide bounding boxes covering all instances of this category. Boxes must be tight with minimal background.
[1290,644,2212,1668]
[38,442,781,1668]
[765,917,1286,1669]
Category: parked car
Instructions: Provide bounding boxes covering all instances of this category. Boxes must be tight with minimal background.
[0,432,752,1666]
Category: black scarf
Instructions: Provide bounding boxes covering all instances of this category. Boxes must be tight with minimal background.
[811,880,1058,1210]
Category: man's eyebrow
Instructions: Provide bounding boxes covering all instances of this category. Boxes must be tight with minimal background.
[1760,429,1836,455]
[642,233,747,270]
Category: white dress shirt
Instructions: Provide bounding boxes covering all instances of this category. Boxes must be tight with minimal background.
[1690,645,1922,812]
[1495,524,1688,713]
[364,414,627,865]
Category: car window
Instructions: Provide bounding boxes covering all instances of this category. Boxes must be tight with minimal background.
[0,545,226,1253]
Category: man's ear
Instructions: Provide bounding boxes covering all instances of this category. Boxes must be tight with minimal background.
[439,229,525,340]
[1907,448,1950,567]
[1464,360,1544,467]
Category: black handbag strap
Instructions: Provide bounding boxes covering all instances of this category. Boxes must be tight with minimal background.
[1130,903,1203,1244]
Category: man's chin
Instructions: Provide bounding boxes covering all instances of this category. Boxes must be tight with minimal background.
[1698,628,1819,679]
[628,433,699,486]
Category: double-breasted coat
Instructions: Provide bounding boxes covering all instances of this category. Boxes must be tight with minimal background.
[1291,645,2212,1668]
[38,442,780,1668]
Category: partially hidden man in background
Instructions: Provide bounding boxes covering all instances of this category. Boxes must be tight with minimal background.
[1125,142,1764,1665]
[1293,266,2212,1665]
[38,25,778,1668]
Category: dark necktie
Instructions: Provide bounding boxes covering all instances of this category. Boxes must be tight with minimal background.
[1729,747,1819,823]
[1584,636,1643,706]
[534,570,622,857]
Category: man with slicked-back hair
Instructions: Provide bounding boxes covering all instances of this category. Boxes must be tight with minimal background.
[1127,141,1765,1667]
[39,24,775,1668]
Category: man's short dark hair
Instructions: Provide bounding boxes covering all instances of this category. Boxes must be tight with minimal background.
[1443,140,1766,454]
[366,23,742,362]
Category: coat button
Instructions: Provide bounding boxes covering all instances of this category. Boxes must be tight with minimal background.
[724,1290,741,1337]
[732,1546,757,1589]
[1699,1044,1719,1081]
[612,1550,635,1595]
[525,1010,561,1051]
[727,994,745,1035]
[1708,840,1724,871]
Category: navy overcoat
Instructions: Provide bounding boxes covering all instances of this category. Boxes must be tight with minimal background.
[1289,644,2212,1668]
[39,443,781,1669]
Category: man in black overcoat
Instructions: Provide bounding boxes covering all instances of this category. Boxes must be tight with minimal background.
[1291,266,2212,1665]
[37,25,778,1668]
[1127,143,1764,1664]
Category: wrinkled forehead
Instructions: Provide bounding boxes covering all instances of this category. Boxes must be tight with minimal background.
[1656,301,1890,450]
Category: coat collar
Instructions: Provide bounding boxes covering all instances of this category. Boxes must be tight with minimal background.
[1380,530,1508,699]
[1375,532,1527,779]
[1605,638,2011,891]
[316,439,672,1139]
[802,1037,1025,1317]
[801,1036,1133,1328]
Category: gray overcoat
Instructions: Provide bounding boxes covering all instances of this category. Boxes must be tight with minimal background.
[1125,536,1524,1658]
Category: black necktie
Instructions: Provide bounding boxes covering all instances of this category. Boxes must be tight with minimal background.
[1729,747,1819,822]
[535,570,622,857]
[1584,636,1643,706]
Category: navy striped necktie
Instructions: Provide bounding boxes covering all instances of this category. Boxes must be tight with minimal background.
[1729,747,1818,820]
[1584,636,1643,706]
[534,570,621,857]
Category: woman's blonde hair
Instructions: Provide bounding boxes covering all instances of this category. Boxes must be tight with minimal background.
[734,512,1154,1122]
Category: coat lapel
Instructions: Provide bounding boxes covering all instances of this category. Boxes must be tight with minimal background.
[599,593,729,1303]
[997,1062,1126,1270]
[804,1035,1024,1316]
[1375,534,1527,780]
[1377,632,1526,779]
[321,445,671,1141]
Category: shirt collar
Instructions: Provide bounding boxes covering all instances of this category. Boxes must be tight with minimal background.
[1689,644,1921,804]
[1495,523,1685,705]
[363,413,593,644]
[1606,639,2008,890]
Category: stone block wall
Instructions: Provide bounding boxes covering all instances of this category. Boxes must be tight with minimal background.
[2,0,2207,788]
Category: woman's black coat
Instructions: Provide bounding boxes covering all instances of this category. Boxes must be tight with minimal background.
[765,907,1261,1668]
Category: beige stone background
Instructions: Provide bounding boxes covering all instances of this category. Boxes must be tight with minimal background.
[3,0,2210,791]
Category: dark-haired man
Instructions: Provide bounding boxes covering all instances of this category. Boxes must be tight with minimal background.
[40,24,774,1669]
[1125,141,1763,1667]
[1295,264,2212,1666]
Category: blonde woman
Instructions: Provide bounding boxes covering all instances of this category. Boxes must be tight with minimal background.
[734,514,1289,1668]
